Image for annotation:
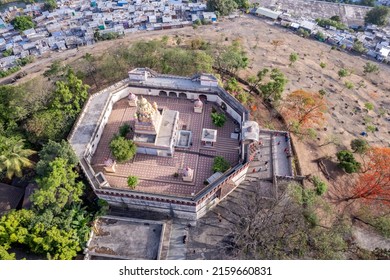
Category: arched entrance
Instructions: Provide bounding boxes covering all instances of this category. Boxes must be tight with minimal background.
[198,94,207,102]
[220,102,227,111]
[159,91,167,97]
[178,92,187,99]
[169,91,177,98]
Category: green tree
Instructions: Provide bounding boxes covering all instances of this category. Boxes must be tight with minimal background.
[312,176,327,196]
[207,0,238,16]
[36,140,78,176]
[212,156,230,173]
[109,136,137,163]
[338,68,350,78]
[50,70,89,118]
[83,53,98,88]
[25,109,69,144]
[236,92,249,104]
[11,16,35,31]
[2,48,13,57]
[350,138,369,154]
[247,68,269,94]
[344,81,354,90]
[43,0,57,11]
[43,60,63,77]
[225,77,241,94]
[365,6,390,26]
[315,31,326,41]
[336,150,361,173]
[211,112,227,127]
[364,102,374,111]
[260,68,288,103]
[298,28,310,37]
[360,0,375,6]
[0,209,34,247]
[118,123,130,138]
[31,158,85,212]
[352,41,367,54]
[319,62,327,69]
[215,40,248,74]
[0,136,36,179]
[289,52,299,66]
[363,62,379,75]
[0,244,15,260]
[234,0,249,9]
[127,176,138,189]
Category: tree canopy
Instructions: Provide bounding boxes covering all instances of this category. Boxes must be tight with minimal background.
[207,0,238,17]
[214,40,248,74]
[12,16,35,31]
[281,90,327,134]
[212,156,230,173]
[350,138,369,154]
[365,6,390,26]
[109,136,137,163]
[0,136,35,179]
[31,158,84,212]
[259,68,288,103]
[336,150,361,173]
[345,147,390,206]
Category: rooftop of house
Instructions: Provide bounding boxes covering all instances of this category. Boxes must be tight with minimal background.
[0,183,24,216]
[85,216,165,260]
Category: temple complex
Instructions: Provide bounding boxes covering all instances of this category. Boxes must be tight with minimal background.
[68,68,294,220]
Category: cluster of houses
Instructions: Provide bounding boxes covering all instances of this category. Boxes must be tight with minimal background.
[254,6,390,63]
[0,0,217,71]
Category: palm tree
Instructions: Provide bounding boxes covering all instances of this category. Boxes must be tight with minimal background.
[0,137,36,179]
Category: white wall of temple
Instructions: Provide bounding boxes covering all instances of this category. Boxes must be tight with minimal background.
[97,193,198,220]
[231,165,249,186]
[85,88,130,160]
[128,86,242,124]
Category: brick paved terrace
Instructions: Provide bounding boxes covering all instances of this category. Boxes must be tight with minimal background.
[91,96,240,197]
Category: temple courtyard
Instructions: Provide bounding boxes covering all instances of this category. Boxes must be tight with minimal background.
[91,95,240,197]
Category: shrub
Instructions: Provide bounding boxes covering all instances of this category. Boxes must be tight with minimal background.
[350,138,369,154]
[303,210,319,228]
[338,68,350,78]
[127,175,138,189]
[236,92,248,104]
[312,176,327,196]
[363,62,379,75]
[319,62,326,69]
[119,123,130,137]
[211,112,227,127]
[366,125,376,133]
[336,150,361,173]
[212,156,230,173]
[364,102,374,111]
[373,216,390,238]
[109,136,136,163]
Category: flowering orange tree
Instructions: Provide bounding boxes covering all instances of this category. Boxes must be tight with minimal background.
[281,90,327,131]
[344,147,390,206]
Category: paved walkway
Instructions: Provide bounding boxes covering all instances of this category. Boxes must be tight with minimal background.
[166,220,189,260]
[273,134,293,177]
[246,133,273,181]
